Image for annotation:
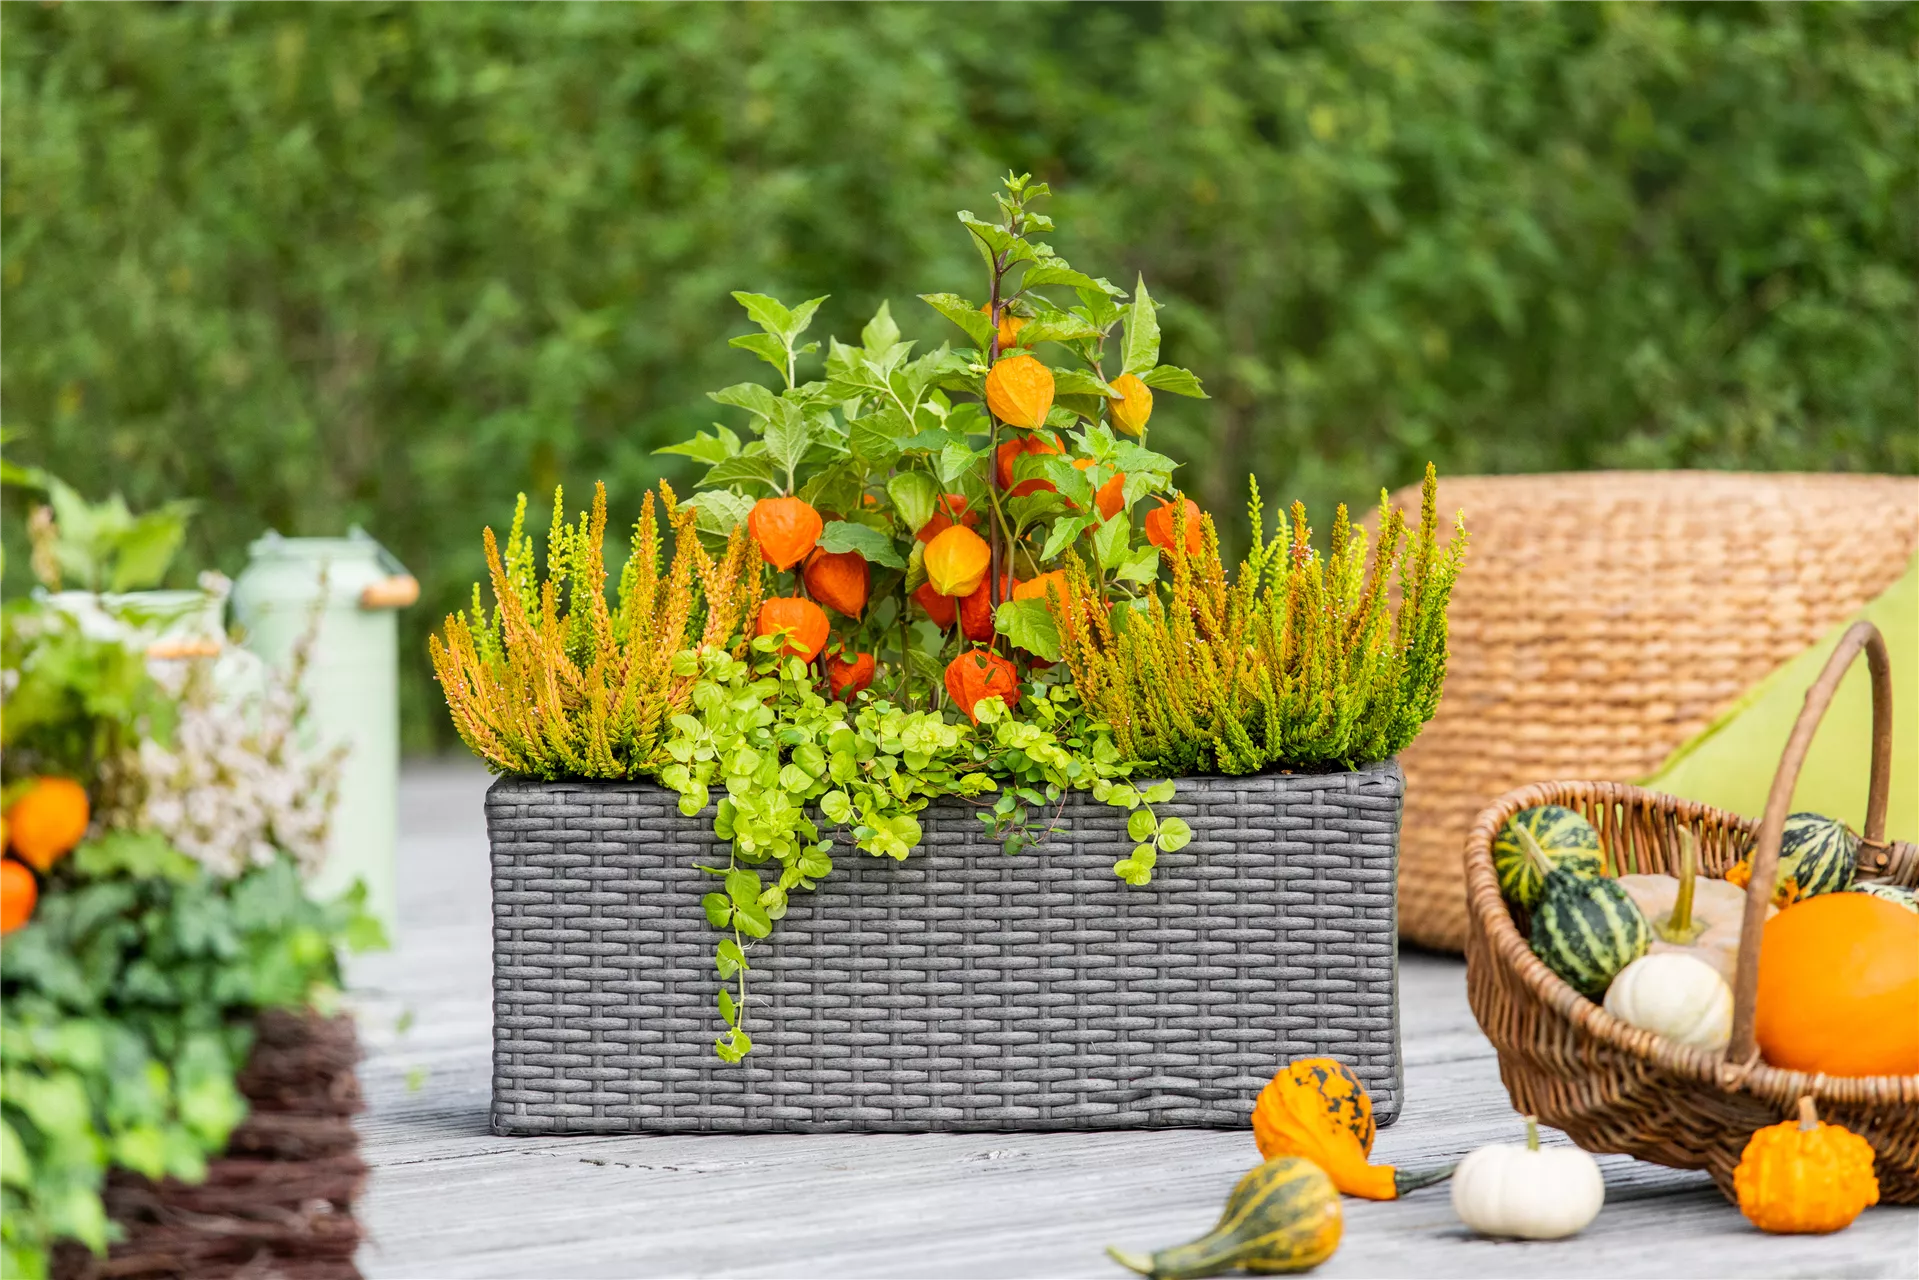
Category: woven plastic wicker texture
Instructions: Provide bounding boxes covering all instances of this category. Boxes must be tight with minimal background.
[490,763,1403,1135]
[1393,470,1919,952]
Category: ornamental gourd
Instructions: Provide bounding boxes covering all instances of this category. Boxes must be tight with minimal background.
[1251,1058,1454,1200]
[1517,826,1650,997]
[1734,1097,1879,1234]
[1144,497,1204,557]
[802,547,869,618]
[1,859,36,934]
[1493,805,1604,911]
[1451,1115,1605,1240]
[945,649,1018,723]
[1602,952,1733,1051]
[824,649,876,700]
[995,431,1062,496]
[1616,826,1768,984]
[1108,372,1153,437]
[1849,882,1918,913]
[1754,890,1919,1076]
[1725,811,1857,905]
[5,777,90,873]
[747,496,823,571]
[984,353,1055,429]
[924,525,992,598]
[756,597,830,662]
[1108,1157,1342,1280]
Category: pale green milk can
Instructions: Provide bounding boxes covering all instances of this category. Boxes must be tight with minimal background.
[231,528,416,929]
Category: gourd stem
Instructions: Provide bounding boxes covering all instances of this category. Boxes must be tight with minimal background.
[1669,827,1697,935]
[1105,1246,1153,1277]
[1524,1114,1541,1152]
[1393,1162,1458,1195]
[1797,1095,1818,1131]
[1515,825,1555,880]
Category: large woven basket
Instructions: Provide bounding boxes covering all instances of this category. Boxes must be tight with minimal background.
[1464,621,1919,1202]
[1397,470,1919,952]
[489,764,1404,1134]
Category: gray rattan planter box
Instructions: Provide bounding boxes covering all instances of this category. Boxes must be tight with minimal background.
[489,761,1404,1135]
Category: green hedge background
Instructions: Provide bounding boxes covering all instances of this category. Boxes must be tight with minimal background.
[4,2,1914,749]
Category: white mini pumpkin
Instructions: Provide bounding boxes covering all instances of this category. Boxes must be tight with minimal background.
[1452,1116,1605,1240]
[1602,952,1732,1051]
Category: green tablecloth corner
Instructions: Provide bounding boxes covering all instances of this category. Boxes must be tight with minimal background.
[1639,551,1917,842]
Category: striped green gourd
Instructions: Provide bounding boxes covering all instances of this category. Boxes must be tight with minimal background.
[1727,811,1858,905]
[1848,882,1918,913]
[1516,826,1649,998]
[1108,1157,1343,1279]
[1493,805,1605,910]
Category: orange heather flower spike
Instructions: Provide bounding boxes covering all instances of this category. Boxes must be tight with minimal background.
[824,649,877,700]
[924,524,992,597]
[1144,496,1204,557]
[803,547,870,618]
[945,648,1019,722]
[1108,372,1154,437]
[748,496,823,571]
[985,354,1055,429]
[756,597,830,661]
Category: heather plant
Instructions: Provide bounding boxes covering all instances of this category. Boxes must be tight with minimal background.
[1058,466,1466,777]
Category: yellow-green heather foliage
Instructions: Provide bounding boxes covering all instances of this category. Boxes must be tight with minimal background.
[431,481,763,778]
[1059,465,1465,774]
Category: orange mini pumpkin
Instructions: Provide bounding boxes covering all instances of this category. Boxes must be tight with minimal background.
[995,432,1062,497]
[803,547,869,618]
[985,354,1055,429]
[824,649,876,700]
[913,582,958,628]
[1252,1058,1454,1200]
[756,597,830,662]
[1108,372,1154,437]
[924,525,992,598]
[945,649,1019,722]
[1755,891,1919,1076]
[1734,1096,1879,1234]
[1144,496,1204,557]
[748,496,823,571]
[5,777,90,873]
[1,859,37,935]
[1074,459,1126,521]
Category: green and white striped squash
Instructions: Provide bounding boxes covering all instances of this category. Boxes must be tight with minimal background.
[1848,882,1918,913]
[1493,806,1605,910]
[1726,811,1858,906]
[1510,825,1649,998]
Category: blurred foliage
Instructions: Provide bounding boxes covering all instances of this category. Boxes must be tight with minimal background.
[3,1,1913,750]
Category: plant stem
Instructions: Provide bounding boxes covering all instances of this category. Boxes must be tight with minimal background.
[1524,1114,1541,1151]
[1797,1095,1818,1130]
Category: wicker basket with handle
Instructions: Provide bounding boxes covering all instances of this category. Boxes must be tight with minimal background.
[1464,620,1919,1203]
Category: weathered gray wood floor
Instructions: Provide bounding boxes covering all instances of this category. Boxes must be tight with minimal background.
[348,764,1918,1278]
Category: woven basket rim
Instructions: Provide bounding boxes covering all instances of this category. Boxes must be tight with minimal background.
[1465,778,1919,1108]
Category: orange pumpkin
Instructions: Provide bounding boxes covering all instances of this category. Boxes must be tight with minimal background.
[1074,459,1126,520]
[5,777,89,873]
[924,525,992,598]
[1755,891,1919,1076]
[1144,497,1204,557]
[1108,372,1154,437]
[913,581,958,628]
[1252,1058,1454,1200]
[824,649,876,700]
[1,859,36,935]
[756,597,830,662]
[915,494,978,544]
[985,354,1055,429]
[803,547,869,618]
[748,496,823,571]
[1734,1096,1879,1234]
[995,432,1062,497]
[945,649,1019,722]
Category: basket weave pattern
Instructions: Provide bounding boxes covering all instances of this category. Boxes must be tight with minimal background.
[489,765,1404,1134]
[1397,471,1919,951]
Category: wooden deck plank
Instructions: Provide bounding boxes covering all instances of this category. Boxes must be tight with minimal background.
[348,764,1918,1278]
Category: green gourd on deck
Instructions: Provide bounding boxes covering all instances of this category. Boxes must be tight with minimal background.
[1517,826,1650,997]
[1493,805,1605,910]
[1108,1157,1343,1278]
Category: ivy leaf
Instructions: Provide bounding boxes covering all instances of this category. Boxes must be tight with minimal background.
[817,520,905,569]
[733,901,772,939]
[718,988,738,1026]
[1141,781,1176,805]
[701,893,731,929]
[725,868,763,910]
[716,938,748,976]
[919,292,994,349]
[1121,275,1161,375]
[995,599,1061,661]
[1141,364,1209,399]
[1155,816,1193,852]
[1127,808,1159,841]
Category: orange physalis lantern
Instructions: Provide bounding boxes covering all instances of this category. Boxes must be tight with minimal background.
[1108,372,1154,437]
[959,573,1018,642]
[748,496,823,571]
[980,303,1028,353]
[924,524,992,597]
[945,648,1019,723]
[1,860,36,935]
[913,582,958,628]
[4,777,90,873]
[1013,570,1069,612]
[995,432,1062,497]
[1074,459,1126,520]
[756,596,830,661]
[803,547,869,618]
[1144,497,1204,557]
[824,649,877,700]
[916,493,979,544]
[984,354,1055,429]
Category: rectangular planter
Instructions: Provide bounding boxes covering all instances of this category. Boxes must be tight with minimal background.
[489,762,1404,1134]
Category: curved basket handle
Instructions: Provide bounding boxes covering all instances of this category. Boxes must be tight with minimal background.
[1727,620,1893,1065]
